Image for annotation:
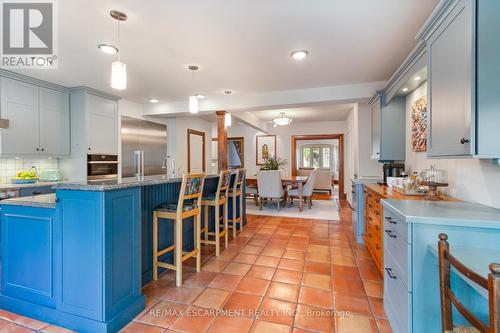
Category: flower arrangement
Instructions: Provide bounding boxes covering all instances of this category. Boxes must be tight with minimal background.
[259,157,287,171]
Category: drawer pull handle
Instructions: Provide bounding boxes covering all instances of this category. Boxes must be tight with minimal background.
[384,229,397,238]
[385,268,397,279]
[460,138,470,145]
[32,191,42,195]
[384,217,396,224]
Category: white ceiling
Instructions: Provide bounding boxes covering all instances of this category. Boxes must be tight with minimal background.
[13,0,438,104]
[252,104,354,123]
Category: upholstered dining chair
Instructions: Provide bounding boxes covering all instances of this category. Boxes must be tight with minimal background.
[288,169,317,209]
[256,170,285,211]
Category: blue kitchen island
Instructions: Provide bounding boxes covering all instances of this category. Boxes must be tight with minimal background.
[0,173,245,333]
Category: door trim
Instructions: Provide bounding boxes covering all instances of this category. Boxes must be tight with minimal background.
[291,134,345,200]
[187,129,206,173]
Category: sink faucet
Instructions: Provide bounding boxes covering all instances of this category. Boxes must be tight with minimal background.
[31,165,39,178]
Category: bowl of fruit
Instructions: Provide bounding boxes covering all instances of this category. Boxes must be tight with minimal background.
[12,170,39,184]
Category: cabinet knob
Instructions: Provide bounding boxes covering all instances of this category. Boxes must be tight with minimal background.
[88,147,91,151]
[460,138,470,145]
[385,267,397,279]
[41,148,45,152]
[36,148,39,151]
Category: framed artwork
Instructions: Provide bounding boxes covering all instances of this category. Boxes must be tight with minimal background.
[256,135,276,165]
[411,96,428,152]
[211,137,245,168]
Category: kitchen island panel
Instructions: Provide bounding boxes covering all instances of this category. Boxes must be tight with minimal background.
[1,205,56,308]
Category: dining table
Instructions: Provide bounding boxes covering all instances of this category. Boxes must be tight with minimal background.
[246,175,309,212]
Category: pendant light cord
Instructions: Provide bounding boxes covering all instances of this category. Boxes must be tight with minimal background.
[117,20,121,61]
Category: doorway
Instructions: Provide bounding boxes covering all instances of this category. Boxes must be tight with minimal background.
[291,134,345,200]
[187,129,206,173]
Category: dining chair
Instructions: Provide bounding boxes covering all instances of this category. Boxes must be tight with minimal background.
[289,169,317,209]
[257,170,285,211]
[438,233,500,333]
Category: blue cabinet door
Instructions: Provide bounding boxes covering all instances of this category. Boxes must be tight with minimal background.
[1,206,57,308]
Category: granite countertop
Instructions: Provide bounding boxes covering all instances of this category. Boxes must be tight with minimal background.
[0,181,58,190]
[53,174,221,191]
[0,193,56,208]
[381,199,500,229]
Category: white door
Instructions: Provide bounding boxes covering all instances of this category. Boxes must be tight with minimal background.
[86,94,118,154]
[39,88,70,156]
[188,130,205,173]
[0,78,40,155]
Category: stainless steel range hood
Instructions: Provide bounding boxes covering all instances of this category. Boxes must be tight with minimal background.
[0,119,9,129]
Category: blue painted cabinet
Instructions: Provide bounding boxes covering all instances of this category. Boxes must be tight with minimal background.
[382,200,500,333]
[1,206,57,308]
[421,0,500,158]
[369,93,406,162]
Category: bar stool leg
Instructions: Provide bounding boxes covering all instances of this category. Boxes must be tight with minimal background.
[239,194,243,232]
[224,201,228,248]
[203,205,208,243]
[232,195,237,238]
[153,211,159,281]
[175,217,182,287]
[215,204,220,256]
[196,212,201,272]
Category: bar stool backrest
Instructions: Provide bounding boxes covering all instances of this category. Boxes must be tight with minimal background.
[178,173,206,213]
[217,170,232,199]
[231,168,246,192]
[438,233,500,333]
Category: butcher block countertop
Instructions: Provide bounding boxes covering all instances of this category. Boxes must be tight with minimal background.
[364,183,458,202]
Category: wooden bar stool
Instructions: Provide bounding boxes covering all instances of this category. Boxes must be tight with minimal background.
[201,170,231,256]
[153,173,205,287]
[438,233,500,333]
[228,169,245,238]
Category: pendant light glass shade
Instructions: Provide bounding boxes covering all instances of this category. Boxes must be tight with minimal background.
[189,95,199,113]
[111,61,127,90]
[224,113,232,127]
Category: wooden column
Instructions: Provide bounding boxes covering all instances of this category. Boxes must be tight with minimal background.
[216,111,228,171]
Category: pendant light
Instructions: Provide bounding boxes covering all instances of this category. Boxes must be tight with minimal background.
[188,66,200,113]
[110,10,127,90]
[224,90,232,127]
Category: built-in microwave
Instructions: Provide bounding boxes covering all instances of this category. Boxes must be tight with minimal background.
[87,154,118,181]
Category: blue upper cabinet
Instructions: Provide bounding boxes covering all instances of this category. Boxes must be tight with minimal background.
[419,0,500,158]
[370,93,406,162]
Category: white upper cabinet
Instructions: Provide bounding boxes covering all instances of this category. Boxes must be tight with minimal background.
[0,78,40,155]
[0,76,70,157]
[39,87,70,156]
[427,0,473,157]
[86,94,118,154]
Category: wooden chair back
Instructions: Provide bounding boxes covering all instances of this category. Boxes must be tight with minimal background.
[178,173,206,213]
[438,233,500,333]
[217,170,231,199]
[231,168,246,192]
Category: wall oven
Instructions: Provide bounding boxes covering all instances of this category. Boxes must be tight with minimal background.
[87,154,118,181]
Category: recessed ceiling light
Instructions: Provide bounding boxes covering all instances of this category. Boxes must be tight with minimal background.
[98,43,118,55]
[414,76,421,81]
[291,50,309,60]
[194,94,205,99]
[402,87,409,92]
[148,98,159,103]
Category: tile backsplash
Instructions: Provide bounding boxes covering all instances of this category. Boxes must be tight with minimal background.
[0,158,59,184]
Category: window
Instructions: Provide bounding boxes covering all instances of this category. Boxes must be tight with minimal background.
[299,144,333,169]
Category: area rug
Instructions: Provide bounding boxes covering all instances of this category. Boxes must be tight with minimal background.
[246,198,340,220]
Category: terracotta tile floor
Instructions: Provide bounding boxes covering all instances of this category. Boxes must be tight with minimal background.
[0,200,392,333]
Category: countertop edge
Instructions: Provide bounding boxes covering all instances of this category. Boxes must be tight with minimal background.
[0,194,56,209]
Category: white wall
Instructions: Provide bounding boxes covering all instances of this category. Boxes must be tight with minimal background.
[405,82,500,209]
[225,120,348,193]
[169,116,213,175]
